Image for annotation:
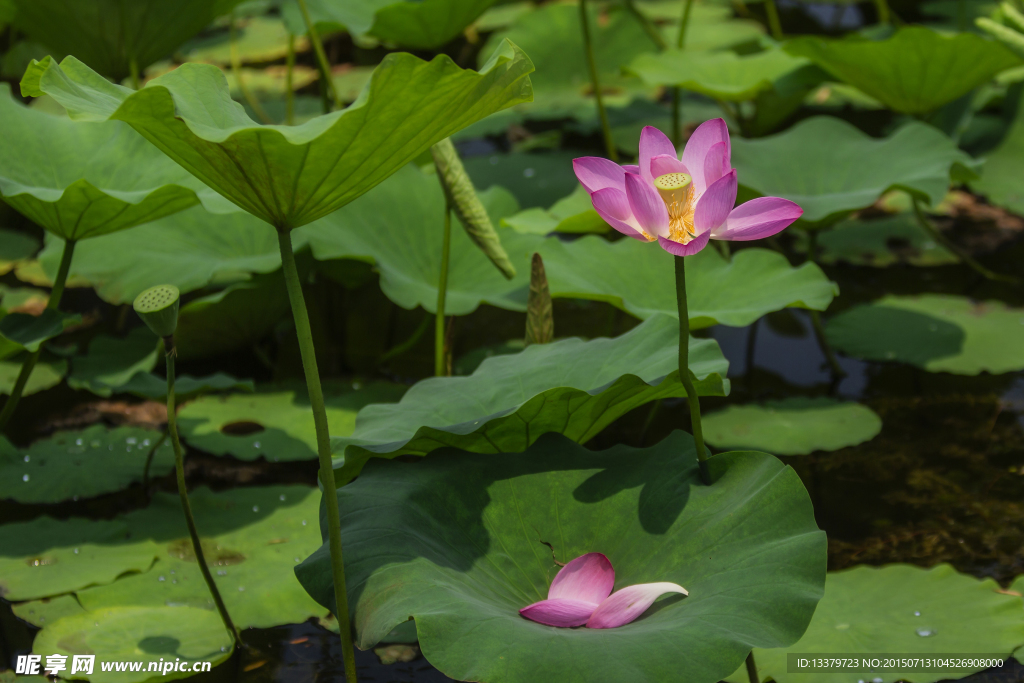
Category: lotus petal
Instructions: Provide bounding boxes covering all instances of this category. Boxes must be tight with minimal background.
[548,553,615,603]
[520,598,598,627]
[586,582,689,629]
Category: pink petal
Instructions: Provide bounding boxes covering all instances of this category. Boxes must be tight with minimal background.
[649,154,689,179]
[591,188,648,240]
[682,118,730,195]
[549,553,615,603]
[657,231,710,256]
[625,173,670,237]
[638,126,677,184]
[693,169,737,235]
[586,582,688,629]
[622,164,640,175]
[712,197,803,241]
[703,142,729,189]
[573,157,626,193]
[520,598,599,627]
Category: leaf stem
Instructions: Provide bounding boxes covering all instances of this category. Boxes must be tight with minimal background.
[746,651,761,683]
[129,57,141,90]
[0,238,76,433]
[295,0,342,112]
[435,205,452,376]
[578,0,618,162]
[277,229,358,682]
[165,344,241,646]
[764,0,783,40]
[674,255,709,484]
[804,230,847,381]
[624,0,666,50]
[671,0,695,146]
[874,0,891,25]
[911,197,1019,284]
[286,34,296,126]
[230,14,272,124]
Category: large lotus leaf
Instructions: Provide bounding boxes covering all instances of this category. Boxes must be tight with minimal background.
[296,432,826,683]
[299,164,838,325]
[703,398,882,456]
[34,606,233,683]
[501,185,609,235]
[463,151,580,209]
[22,42,534,229]
[731,565,1024,683]
[0,84,233,240]
[67,327,160,397]
[627,48,810,101]
[73,486,328,629]
[0,425,174,503]
[0,308,79,352]
[731,116,979,224]
[0,227,39,264]
[282,0,498,49]
[971,91,1024,214]
[178,382,406,462]
[785,27,1022,115]
[0,515,162,600]
[37,208,294,304]
[0,353,66,396]
[114,372,254,402]
[331,314,728,481]
[477,3,657,118]
[12,594,87,628]
[814,213,958,267]
[826,294,1024,375]
[10,0,242,80]
[180,16,306,66]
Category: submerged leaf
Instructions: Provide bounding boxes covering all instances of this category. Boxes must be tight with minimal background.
[22,43,534,228]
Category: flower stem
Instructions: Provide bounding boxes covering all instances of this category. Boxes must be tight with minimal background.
[911,197,1019,284]
[745,651,760,683]
[624,0,666,50]
[286,34,296,126]
[804,230,847,381]
[764,0,783,40]
[874,0,891,25]
[578,0,618,162]
[435,204,452,377]
[295,0,342,112]
[0,238,76,433]
[674,256,709,484]
[670,0,695,146]
[129,57,141,90]
[165,344,241,646]
[277,229,358,682]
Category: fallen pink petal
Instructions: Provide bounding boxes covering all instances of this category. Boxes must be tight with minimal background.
[586,582,689,629]
[573,119,803,255]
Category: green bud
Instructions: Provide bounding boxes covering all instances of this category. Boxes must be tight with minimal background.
[525,253,553,346]
[133,284,180,338]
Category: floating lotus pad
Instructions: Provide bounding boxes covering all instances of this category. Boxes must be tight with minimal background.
[731,116,978,224]
[179,16,307,66]
[0,355,66,396]
[0,425,173,504]
[12,594,87,628]
[971,93,1024,215]
[813,214,958,267]
[68,327,160,397]
[785,26,1022,115]
[501,186,609,235]
[703,398,882,456]
[826,294,1024,375]
[0,308,79,352]
[297,432,826,683]
[10,0,243,80]
[22,42,534,229]
[330,314,728,481]
[178,381,406,462]
[33,606,233,683]
[0,84,232,241]
[1,485,327,629]
[731,564,1024,683]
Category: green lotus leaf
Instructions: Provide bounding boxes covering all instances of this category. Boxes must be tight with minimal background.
[477,3,657,118]
[178,382,406,462]
[627,48,811,101]
[72,486,328,629]
[0,353,66,396]
[463,150,581,209]
[0,84,234,241]
[826,294,1024,375]
[0,515,163,600]
[37,207,295,304]
[2,485,328,630]
[22,41,534,229]
[10,0,242,80]
[0,425,174,504]
[179,16,305,66]
[732,116,979,224]
[299,164,838,325]
[296,432,826,683]
[731,564,1024,683]
[637,1,765,52]
[0,308,79,352]
[33,606,233,683]
[785,27,1022,115]
[703,398,882,456]
[282,0,498,49]
[0,227,39,263]
[68,327,160,397]
[501,185,610,235]
[971,91,1024,214]
[116,372,254,402]
[330,314,728,481]
[12,594,87,628]
[812,213,958,267]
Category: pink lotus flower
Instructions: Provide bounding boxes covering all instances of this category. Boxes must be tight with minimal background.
[573,119,803,256]
[519,552,687,629]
